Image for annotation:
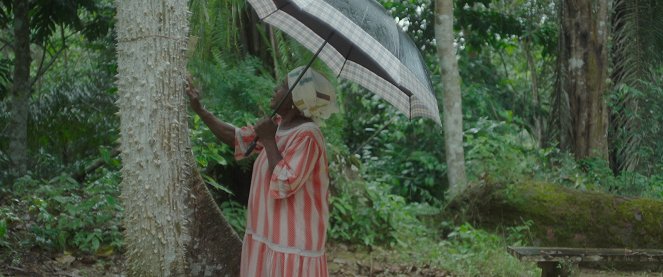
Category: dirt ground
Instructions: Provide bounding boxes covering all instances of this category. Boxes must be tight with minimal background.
[1,244,661,276]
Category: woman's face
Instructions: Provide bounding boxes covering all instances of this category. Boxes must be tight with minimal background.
[270,81,291,113]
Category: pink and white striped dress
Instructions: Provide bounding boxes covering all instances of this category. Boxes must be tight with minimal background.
[234,121,330,277]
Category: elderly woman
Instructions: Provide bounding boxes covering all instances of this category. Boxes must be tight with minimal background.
[186,67,337,277]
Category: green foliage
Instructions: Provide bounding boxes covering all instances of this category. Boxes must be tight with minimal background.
[7,168,123,255]
[0,0,114,43]
[561,156,663,197]
[189,57,275,121]
[0,207,15,248]
[462,115,663,198]
[191,114,231,169]
[465,118,543,184]
[329,177,436,247]
[189,0,246,62]
[2,0,662,275]
[0,10,118,182]
[0,57,11,100]
[608,75,663,175]
[456,1,524,50]
[341,87,447,203]
[398,222,539,277]
[380,0,435,53]
[438,223,538,276]
[28,50,118,178]
[219,200,247,235]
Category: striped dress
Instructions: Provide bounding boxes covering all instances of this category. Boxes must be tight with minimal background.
[234,121,330,277]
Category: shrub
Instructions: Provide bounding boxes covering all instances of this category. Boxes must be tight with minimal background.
[10,170,123,254]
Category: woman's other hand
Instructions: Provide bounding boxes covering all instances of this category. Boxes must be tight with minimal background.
[255,117,277,142]
[185,75,203,113]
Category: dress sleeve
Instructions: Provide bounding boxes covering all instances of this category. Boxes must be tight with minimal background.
[234,125,263,160]
[269,132,321,199]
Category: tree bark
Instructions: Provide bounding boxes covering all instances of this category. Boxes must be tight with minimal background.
[435,0,467,197]
[557,0,610,160]
[523,38,542,147]
[450,182,663,249]
[115,0,242,276]
[7,0,31,177]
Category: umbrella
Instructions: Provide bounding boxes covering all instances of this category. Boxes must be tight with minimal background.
[244,0,441,155]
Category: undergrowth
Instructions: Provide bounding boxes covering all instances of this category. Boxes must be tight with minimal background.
[1,167,123,266]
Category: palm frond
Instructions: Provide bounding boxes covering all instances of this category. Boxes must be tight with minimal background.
[612,0,663,85]
[609,0,663,173]
[189,0,245,63]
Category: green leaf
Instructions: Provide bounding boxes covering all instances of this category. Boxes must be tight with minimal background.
[0,219,6,239]
[209,151,227,166]
[92,237,100,252]
[202,174,233,195]
[100,147,111,164]
[106,195,116,206]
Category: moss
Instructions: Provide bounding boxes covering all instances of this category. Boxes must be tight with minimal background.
[468,182,663,248]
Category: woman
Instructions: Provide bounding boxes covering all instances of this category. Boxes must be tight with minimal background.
[185,66,337,277]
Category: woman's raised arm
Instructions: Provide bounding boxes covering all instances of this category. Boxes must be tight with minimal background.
[185,76,235,146]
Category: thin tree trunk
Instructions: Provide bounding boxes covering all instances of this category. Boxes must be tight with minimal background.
[7,0,31,177]
[269,26,280,79]
[558,0,610,160]
[115,0,241,276]
[435,0,467,197]
[523,38,542,147]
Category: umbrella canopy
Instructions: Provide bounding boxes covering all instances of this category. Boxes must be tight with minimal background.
[247,0,441,124]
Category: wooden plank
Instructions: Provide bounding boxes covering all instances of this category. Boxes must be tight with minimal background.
[507,247,663,263]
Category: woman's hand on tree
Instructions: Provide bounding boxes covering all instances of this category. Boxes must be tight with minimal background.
[185,75,203,113]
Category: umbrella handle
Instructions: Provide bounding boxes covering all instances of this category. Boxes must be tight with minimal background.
[244,137,259,157]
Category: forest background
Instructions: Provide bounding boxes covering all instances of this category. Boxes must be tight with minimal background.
[1,0,662,276]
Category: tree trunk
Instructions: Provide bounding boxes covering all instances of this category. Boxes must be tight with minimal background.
[523,38,542,147]
[450,182,663,249]
[115,0,242,276]
[557,0,610,160]
[435,0,467,197]
[7,0,31,177]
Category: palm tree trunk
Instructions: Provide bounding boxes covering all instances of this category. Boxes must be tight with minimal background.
[115,0,241,275]
[8,0,31,177]
[435,0,467,197]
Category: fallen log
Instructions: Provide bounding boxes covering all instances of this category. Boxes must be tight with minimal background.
[449,182,663,248]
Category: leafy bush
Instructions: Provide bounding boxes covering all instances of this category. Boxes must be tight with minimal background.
[401,222,539,277]
[329,179,435,247]
[341,88,447,203]
[465,117,543,184]
[219,200,247,235]
[463,117,663,199]
[25,35,118,180]
[9,169,123,254]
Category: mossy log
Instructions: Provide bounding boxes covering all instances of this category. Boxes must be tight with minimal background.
[452,182,663,248]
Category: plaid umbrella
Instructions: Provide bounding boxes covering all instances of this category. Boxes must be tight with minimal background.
[247,0,441,124]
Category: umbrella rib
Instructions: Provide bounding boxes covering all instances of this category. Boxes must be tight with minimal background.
[260,1,292,21]
[409,95,412,120]
[337,46,353,78]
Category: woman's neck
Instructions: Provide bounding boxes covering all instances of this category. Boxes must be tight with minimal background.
[279,110,311,128]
